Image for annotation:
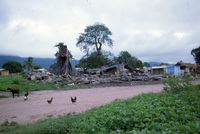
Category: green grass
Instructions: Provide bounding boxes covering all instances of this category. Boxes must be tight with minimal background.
[0,75,86,94]
[2,86,200,134]
[0,75,55,91]
[0,95,9,98]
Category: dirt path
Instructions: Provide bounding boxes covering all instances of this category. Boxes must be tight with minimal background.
[0,84,164,125]
[1,79,199,125]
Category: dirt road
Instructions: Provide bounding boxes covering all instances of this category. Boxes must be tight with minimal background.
[0,84,164,125]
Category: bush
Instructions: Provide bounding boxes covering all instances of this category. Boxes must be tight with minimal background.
[77,52,110,69]
[162,75,194,93]
[13,79,20,84]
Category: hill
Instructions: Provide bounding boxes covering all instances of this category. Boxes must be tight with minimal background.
[0,55,78,68]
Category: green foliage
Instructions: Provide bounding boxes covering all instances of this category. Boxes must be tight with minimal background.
[0,75,55,92]
[0,120,19,132]
[0,75,88,93]
[23,57,34,71]
[0,95,9,98]
[160,62,169,66]
[34,65,43,69]
[143,62,150,67]
[115,51,144,69]
[162,75,194,93]
[69,91,199,133]
[136,60,144,69]
[191,46,200,64]
[76,22,113,55]
[77,52,110,68]
[12,78,20,84]
[2,61,23,73]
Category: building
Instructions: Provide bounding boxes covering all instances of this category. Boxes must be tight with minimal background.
[167,65,181,76]
[151,66,167,75]
[175,62,195,75]
[0,69,9,76]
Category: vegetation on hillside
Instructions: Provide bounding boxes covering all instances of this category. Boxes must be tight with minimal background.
[0,55,55,69]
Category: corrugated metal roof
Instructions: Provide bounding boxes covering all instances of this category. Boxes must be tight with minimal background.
[151,66,168,69]
[0,68,6,71]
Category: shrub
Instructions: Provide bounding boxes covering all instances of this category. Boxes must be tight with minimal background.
[13,79,20,84]
[162,75,194,93]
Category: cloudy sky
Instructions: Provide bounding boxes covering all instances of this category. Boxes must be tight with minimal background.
[0,0,199,63]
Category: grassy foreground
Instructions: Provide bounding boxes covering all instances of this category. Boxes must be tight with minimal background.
[1,84,200,133]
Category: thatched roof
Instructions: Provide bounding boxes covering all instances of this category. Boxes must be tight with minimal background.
[175,62,195,69]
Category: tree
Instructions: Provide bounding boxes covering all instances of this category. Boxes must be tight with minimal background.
[34,65,43,69]
[143,62,150,67]
[23,57,34,71]
[191,46,200,64]
[136,60,144,69]
[2,61,23,73]
[116,51,138,69]
[116,51,132,62]
[77,52,110,69]
[160,63,169,66]
[76,22,113,55]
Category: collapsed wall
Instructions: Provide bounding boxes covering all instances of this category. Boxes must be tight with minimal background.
[52,43,72,75]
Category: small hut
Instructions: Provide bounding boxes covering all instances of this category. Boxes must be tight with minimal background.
[0,69,9,76]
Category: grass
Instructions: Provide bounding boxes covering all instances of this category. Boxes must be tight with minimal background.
[2,85,200,134]
[0,75,87,94]
[0,95,9,98]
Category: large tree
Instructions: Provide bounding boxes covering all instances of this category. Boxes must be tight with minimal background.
[23,57,34,71]
[2,61,23,73]
[191,46,200,64]
[76,22,113,55]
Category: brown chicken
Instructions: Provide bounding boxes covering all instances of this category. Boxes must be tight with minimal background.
[71,96,77,103]
[47,97,53,104]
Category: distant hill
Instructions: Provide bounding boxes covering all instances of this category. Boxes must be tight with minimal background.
[148,62,162,66]
[148,62,174,67]
[0,55,78,68]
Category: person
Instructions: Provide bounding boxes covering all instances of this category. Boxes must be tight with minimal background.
[11,73,13,79]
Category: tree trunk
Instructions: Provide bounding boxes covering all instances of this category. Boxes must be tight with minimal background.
[52,43,72,75]
[97,39,102,55]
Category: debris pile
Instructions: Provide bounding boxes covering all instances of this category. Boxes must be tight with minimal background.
[22,61,164,88]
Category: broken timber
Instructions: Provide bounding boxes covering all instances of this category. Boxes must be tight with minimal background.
[52,43,72,76]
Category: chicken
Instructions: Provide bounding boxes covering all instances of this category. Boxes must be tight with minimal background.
[24,96,28,101]
[23,91,29,101]
[71,96,77,103]
[24,91,29,97]
[47,97,53,104]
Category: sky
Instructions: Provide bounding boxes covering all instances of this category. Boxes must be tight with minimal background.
[0,0,199,64]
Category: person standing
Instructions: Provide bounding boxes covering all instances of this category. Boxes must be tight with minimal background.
[11,73,13,79]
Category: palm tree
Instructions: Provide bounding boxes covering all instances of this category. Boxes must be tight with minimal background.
[23,57,34,71]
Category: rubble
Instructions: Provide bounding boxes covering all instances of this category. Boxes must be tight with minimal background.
[22,61,165,88]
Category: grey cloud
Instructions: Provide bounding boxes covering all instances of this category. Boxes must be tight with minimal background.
[0,0,199,63]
